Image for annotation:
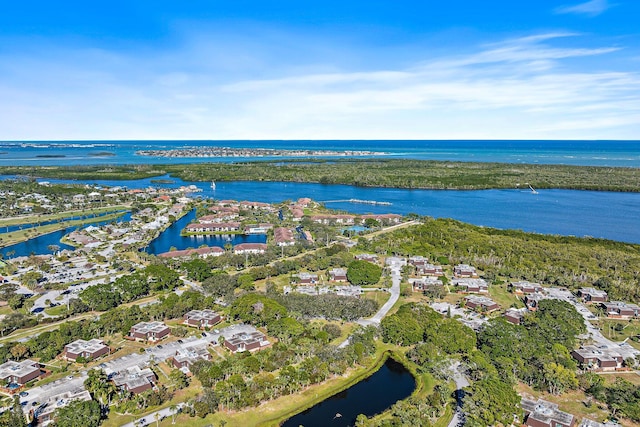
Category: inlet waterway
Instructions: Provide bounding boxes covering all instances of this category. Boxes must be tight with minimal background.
[144,209,266,255]
[19,175,640,244]
[282,358,416,427]
[0,212,131,258]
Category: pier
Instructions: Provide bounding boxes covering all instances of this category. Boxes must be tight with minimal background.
[322,199,392,206]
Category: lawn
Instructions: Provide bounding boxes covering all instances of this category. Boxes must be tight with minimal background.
[489,283,523,309]
[362,290,391,307]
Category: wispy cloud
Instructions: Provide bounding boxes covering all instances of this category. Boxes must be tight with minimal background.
[555,0,612,17]
[0,32,637,140]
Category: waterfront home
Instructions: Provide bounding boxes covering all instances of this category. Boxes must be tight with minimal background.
[453,278,489,294]
[453,264,478,278]
[183,309,222,329]
[521,397,575,427]
[464,295,500,312]
[571,345,624,371]
[198,213,239,223]
[208,205,240,214]
[311,214,356,225]
[128,321,170,342]
[239,201,274,211]
[510,281,544,295]
[601,301,640,318]
[224,330,270,353]
[63,339,110,362]
[170,344,212,373]
[0,359,42,386]
[504,307,528,325]
[274,227,296,246]
[244,223,273,234]
[234,243,267,254]
[112,366,156,394]
[291,272,319,285]
[328,268,348,282]
[289,207,305,221]
[158,246,225,259]
[185,222,241,233]
[577,287,608,303]
[360,213,402,225]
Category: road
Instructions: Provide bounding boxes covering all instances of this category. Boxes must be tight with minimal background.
[338,263,401,347]
[447,362,470,427]
[120,402,185,427]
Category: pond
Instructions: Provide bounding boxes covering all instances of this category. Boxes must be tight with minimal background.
[143,209,267,255]
[282,358,416,427]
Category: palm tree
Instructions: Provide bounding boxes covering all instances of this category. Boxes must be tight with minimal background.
[169,404,177,424]
[154,412,161,427]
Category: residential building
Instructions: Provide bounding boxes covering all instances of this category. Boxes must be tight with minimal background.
[128,321,170,342]
[510,281,544,295]
[224,331,270,353]
[505,307,528,325]
[158,246,225,258]
[35,389,92,426]
[602,301,640,319]
[409,276,443,292]
[521,397,575,427]
[185,222,241,233]
[274,227,296,246]
[577,287,608,303]
[328,268,348,282]
[453,264,478,278]
[464,295,500,312]
[63,339,110,362]
[385,256,407,268]
[310,214,356,225]
[524,294,548,311]
[234,243,267,254]
[453,278,489,294]
[571,345,624,371]
[183,310,222,329]
[244,223,273,234]
[170,344,212,372]
[359,213,402,225]
[112,366,156,394]
[354,253,378,263]
[291,273,319,285]
[0,359,42,386]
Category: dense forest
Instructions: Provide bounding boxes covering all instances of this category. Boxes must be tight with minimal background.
[2,159,640,191]
[359,218,640,300]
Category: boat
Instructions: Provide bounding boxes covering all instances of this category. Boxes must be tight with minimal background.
[528,184,539,194]
[211,181,216,190]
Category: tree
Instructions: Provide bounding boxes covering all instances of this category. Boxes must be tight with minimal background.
[169,369,189,390]
[169,404,178,424]
[346,260,382,286]
[54,399,102,427]
[84,369,117,409]
[463,376,521,426]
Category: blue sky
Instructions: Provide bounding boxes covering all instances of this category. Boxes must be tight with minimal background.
[0,0,638,140]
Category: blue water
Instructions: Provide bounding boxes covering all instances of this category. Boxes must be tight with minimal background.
[1,140,639,167]
[282,358,415,427]
[144,209,267,255]
[22,176,640,244]
[0,213,131,258]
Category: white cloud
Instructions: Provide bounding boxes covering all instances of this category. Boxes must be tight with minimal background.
[555,0,612,17]
[0,32,637,140]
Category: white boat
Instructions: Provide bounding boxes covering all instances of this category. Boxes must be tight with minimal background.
[211,181,216,190]
[528,184,538,194]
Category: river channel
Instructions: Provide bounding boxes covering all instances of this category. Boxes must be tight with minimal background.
[282,358,415,427]
[20,175,640,244]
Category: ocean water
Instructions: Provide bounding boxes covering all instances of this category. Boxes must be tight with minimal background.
[0,140,639,167]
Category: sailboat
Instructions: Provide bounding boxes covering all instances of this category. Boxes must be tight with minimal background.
[528,184,539,194]
[211,180,216,190]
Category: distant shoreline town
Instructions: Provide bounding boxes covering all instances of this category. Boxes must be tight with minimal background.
[135,146,387,158]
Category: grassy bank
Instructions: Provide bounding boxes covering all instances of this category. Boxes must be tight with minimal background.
[3,159,640,191]
[0,205,129,227]
[0,212,128,249]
